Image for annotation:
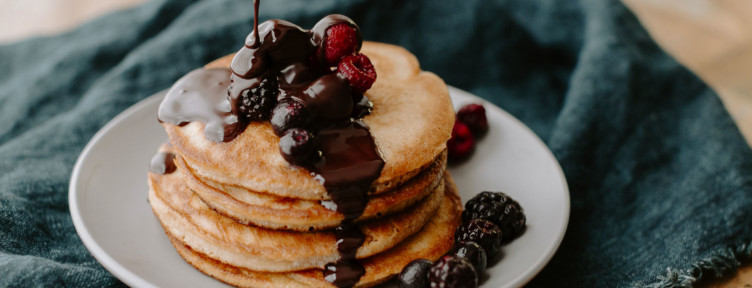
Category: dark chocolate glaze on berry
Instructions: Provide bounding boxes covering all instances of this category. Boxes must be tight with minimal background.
[150,152,176,175]
[158,68,238,143]
[311,14,361,64]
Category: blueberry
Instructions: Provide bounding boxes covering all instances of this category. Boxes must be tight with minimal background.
[448,242,487,274]
[271,98,311,136]
[398,259,432,288]
[279,128,316,166]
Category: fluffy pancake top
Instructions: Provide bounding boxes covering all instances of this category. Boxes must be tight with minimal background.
[163,42,454,200]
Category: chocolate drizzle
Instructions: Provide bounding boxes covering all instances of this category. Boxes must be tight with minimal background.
[158,68,238,142]
[150,152,176,175]
[251,0,260,48]
[157,1,382,286]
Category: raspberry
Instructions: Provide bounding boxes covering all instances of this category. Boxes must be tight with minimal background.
[237,73,279,121]
[337,53,376,94]
[398,259,432,288]
[447,121,475,162]
[456,104,488,137]
[448,242,487,274]
[270,98,311,136]
[462,192,526,242]
[429,255,478,288]
[279,128,317,166]
[322,23,360,67]
[454,219,503,257]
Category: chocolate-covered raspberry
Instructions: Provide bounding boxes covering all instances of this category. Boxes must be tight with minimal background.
[322,23,360,67]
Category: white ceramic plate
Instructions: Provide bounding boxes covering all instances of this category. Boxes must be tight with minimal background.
[70,86,569,288]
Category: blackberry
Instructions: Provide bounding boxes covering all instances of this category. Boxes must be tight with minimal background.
[462,191,526,242]
[271,98,311,136]
[238,73,279,121]
[398,259,432,288]
[279,128,316,166]
[454,219,502,257]
[448,242,487,274]
[429,255,477,288]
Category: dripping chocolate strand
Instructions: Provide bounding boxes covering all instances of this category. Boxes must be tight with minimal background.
[316,120,384,287]
[251,0,260,48]
[150,152,177,175]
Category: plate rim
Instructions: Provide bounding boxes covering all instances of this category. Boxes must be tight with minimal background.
[69,86,570,288]
[448,86,570,287]
[69,92,166,288]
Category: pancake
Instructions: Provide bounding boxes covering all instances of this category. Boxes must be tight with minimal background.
[148,158,446,272]
[165,174,462,288]
[163,42,455,200]
[181,150,447,231]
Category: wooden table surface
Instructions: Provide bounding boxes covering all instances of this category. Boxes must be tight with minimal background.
[0,0,749,286]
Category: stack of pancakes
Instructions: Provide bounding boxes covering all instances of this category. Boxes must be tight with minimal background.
[148,42,461,287]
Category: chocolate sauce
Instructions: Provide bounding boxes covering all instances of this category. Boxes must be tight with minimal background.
[150,152,176,175]
[158,1,382,285]
[251,0,260,48]
[230,20,316,80]
[324,224,367,287]
[158,68,238,142]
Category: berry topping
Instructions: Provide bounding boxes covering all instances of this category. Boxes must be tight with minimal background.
[429,255,478,288]
[271,98,311,136]
[454,219,503,257]
[456,104,488,137]
[462,192,526,242]
[237,73,279,121]
[337,53,377,94]
[279,128,317,166]
[448,242,487,274]
[447,121,475,161]
[322,23,360,67]
[398,259,433,288]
